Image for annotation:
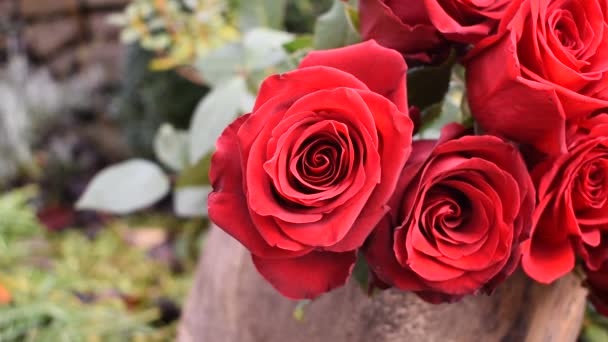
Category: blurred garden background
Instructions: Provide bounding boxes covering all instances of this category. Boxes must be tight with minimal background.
[0,0,607,340]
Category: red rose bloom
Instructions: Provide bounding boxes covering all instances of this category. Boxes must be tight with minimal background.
[466,0,608,155]
[208,41,414,299]
[424,0,511,44]
[364,125,535,302]
[522,114,608,283]
[359,0,444,61]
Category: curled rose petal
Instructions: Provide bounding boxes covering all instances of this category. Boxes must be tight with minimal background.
[424,0,511,44]
[359,0,445,62]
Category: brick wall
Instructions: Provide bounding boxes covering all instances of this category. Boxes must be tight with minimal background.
[1,0,130,80]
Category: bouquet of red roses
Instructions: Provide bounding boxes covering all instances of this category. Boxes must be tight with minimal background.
[208,0,608,312]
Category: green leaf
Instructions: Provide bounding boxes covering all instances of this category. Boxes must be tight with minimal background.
[238,0,288,30]
[352,254,370,293]
[407,50,458,111]
[313,0,361,50]
[461,90,474,129]
[153,124,190,171]
[173,186,212,218]
[283,35,314,53]
[196,43,245,87]
[344,1,360,33]
[582,324,608,342]
[243,28,295,71]
[416,74,466,139]
[176,153,212,188]
[189,76,253,164]
[76,159,170,214]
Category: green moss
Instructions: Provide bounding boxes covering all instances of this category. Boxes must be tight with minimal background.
[0,188,205,341]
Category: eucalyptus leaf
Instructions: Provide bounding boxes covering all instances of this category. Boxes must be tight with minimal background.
[344,1,360,32]
[76,159,170,214]
[283,35,314,53]
[243,28,295,71]
[154,124,190,171]
[173,186,212,218]
[313,0,361,50]
[176,153,212,188]
[196,43,245,87]
[189,76,252,164]
[238,0,288,30]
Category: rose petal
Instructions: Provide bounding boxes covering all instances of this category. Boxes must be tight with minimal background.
[300,40,409,112]
[252,250,357,300]
[359,0,443,61]
[363,216,426,291]
[466,31,568,155]
[253,66,369,112]
[209,115,311,258]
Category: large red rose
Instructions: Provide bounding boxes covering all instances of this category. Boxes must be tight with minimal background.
[208,41,414,300]
[364,124,535,302]
[359,0,444,61]
[466,0,608,155]
[424,0,511,44]
[522,114,608,283]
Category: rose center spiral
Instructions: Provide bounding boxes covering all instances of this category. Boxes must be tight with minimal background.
[285,120,358,196]
[575,158,608,209]
[420,186,471,243]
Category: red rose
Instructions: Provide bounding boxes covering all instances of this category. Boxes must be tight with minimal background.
[522,114,608,283]
[586,263,608,317]
[364,124,535,302]
[359,0,444,61]
[466,0,608,155]
[424,0,511,44]
[208,41,414,299]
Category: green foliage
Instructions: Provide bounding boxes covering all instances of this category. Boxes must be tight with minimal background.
[76,159,170,214]
[176,153,212,188]
[581,305,608,342]
[237,0,288,30]
[0,186,42,264]
[284,0,333,33]
[416,63,470,139]
[407,50,458,111]
[313,0,361,50]
[112,46,208,157]
[352,254,371,293]
[0,189,203,341]
[112,0,240,71]
[188,76,254,164]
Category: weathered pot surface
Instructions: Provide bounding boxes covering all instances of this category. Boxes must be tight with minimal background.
[179,227,588,342]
